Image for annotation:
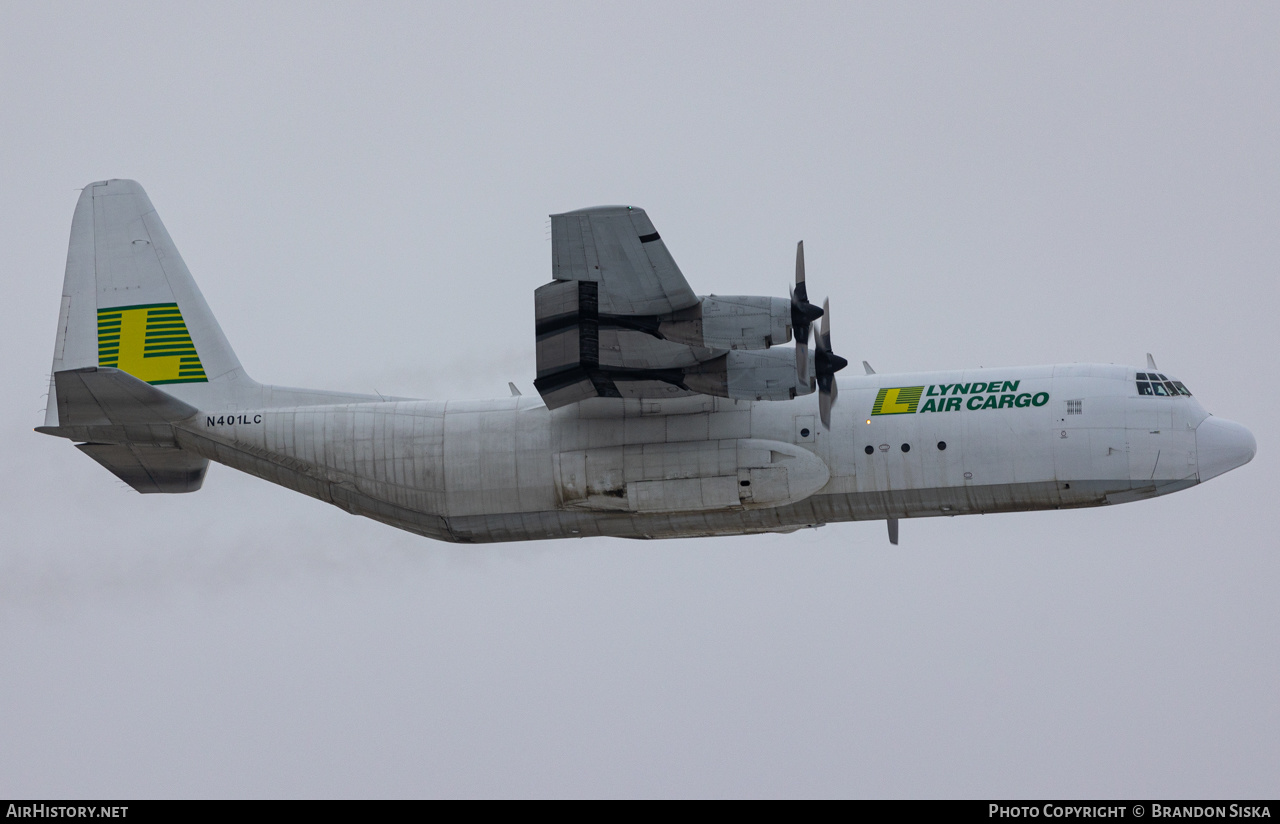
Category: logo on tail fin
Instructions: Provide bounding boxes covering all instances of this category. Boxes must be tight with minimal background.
[97,303,208,384]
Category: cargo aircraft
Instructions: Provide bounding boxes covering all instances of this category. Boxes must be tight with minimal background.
[37,180,1255,543]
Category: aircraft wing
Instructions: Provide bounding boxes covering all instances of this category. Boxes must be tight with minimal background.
[550,206,699,316]
[534,206,801,410]
[536,207,715,408]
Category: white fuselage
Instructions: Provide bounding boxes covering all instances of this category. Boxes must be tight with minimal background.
[167,362,1251,543]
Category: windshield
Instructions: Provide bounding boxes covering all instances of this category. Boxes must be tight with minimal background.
[1136,372,1191,397]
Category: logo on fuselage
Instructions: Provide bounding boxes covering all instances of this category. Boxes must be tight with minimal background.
[870,381,1049,415]
[871,386,924,415]
[97,303,208,385]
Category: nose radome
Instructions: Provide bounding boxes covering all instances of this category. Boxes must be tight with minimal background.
[1196,417,1257,482]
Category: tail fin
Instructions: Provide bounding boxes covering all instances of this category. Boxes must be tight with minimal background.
[45,179,251,426]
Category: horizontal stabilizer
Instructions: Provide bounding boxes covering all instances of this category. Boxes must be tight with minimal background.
[76,443,207,493]
[37,367,209,492]
[52,367,197,427]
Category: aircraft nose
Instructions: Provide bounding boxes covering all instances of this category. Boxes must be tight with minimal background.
[1196,416,1257,482]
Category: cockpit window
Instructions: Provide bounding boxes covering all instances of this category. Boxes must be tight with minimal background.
[1136,373,1192,396]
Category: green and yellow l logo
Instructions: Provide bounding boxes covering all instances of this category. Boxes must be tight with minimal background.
[97,303,208,385]
[871,386,924,415]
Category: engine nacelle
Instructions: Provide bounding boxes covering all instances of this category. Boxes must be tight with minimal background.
[684,348,813,401]
[659,295,792,350]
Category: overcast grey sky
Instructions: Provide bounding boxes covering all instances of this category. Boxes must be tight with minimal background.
[2,1,1277,798]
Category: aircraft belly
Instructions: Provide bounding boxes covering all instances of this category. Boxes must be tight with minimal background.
[437,478,1187,542]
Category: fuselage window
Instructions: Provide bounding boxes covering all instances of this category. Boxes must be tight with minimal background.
[1137,381,1153,395]
[1152,381,1169,396]
[1173,381,1192,396]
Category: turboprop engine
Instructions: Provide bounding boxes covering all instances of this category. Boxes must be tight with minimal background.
[654,295,792,350]
[682,348,811,401]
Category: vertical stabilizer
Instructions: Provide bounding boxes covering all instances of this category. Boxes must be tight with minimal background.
[46,180,252,425]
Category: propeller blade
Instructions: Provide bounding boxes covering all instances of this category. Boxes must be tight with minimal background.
[795,321,808,384]
[813,298,848,429]
[790,241,823,385]
[795,240,806,293]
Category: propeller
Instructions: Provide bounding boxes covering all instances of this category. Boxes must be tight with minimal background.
[790,241,824,384]
[813,298,848,428]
